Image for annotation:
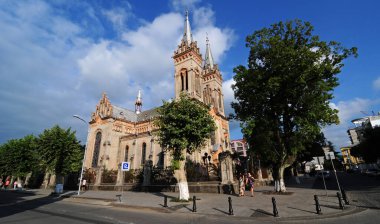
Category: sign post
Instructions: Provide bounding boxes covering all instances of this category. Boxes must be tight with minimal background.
[315,156,327,196]
[120,162,130,202]
[325,152,342,195]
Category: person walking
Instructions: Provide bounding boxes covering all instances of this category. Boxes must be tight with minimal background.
[4,177,10,190]
[81,179,87,191]
[13,180,18,190]
[246,173,255,197]
[238,173,245,197]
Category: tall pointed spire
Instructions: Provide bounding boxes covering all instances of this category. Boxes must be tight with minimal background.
[183,10,193,46]
[135,90,142,114]
[204,35,214,69]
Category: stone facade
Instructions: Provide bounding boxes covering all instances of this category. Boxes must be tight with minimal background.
[83,12,232,186]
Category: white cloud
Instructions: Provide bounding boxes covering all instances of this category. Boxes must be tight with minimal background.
[102,4,132,34]
[0,1,236,144]
[373,77,380,91]
[324,98,376,149]
[331,98,371,124]
[193,6,215,27]
[170,0,201,11]
[222,78,235,116]
[222,78,243,140]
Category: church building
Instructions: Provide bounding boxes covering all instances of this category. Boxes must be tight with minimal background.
[83,12,231,186]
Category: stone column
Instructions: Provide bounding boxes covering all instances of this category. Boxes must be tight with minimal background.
[143,160,152,186]
[95,168,102,185]
[219,152,234,184]
[116,164,123,186]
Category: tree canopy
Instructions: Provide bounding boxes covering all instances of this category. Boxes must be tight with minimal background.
[231,19,357,191]
[0,125,84,186]
[154,93,216,163]
[38,125,83,180]
[0,135,39,178]
[154,93,216,200]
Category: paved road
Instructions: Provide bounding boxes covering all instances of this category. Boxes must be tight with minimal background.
[0,172,378,223]
[0,191,379,224]
[285,171,380,209]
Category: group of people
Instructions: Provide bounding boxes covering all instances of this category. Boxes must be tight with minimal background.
[238,172,255,197]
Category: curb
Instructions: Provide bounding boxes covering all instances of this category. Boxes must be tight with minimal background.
[66,195,367,221]
[111,202,172,213]
[276,206,367,222]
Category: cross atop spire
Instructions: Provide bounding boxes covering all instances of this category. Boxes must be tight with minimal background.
[204,35,215,70]
[135,90,142,114]
[183,10,193,46]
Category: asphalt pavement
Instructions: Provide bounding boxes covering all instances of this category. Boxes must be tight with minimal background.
[3,173,378,222]
[65,177,364,221]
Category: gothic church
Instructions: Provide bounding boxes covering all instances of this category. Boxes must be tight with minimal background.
[84,12,231,186]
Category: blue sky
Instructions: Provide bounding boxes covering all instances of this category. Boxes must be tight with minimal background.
[0,0,379,150]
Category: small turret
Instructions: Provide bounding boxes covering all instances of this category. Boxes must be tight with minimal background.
[204,36,215,70]
[183,10,193,46]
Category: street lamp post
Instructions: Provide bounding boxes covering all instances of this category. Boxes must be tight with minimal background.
[73,115,89,196]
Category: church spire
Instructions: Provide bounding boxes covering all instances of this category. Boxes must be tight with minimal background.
[183,10,193,46]
[204,35,215,70]
[135,90,142,114]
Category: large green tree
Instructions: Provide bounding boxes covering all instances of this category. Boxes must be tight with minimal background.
[232,20,357,192]
[154,93,216,200]
[38,125,83,184]
[0,135,39,181]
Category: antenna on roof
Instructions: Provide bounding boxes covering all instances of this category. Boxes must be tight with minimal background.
[360,111,369,116]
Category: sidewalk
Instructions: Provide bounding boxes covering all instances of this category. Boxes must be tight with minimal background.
[66,185,363,220]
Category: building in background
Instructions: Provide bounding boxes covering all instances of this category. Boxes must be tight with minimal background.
[347,114,380,145]
[342,113,380,170]
[230,139,248,157]
[340,146,364,170]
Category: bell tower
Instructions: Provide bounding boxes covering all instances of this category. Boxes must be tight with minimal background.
[202,37,225,116]
[173,11,203,101]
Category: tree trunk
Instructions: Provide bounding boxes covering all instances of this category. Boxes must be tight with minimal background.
[173,149,189,200]
[273,165,286,192]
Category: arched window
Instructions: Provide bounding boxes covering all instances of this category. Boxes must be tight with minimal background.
[124,145,129,162]
[181,74,184,91]
[158,148,164,168]
[185,71,188,90]
[92,132,102,167]
[210,131,216,145]
[141,142,147,165]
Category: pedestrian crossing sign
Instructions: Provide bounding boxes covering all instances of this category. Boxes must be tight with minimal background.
[121,162,130,171]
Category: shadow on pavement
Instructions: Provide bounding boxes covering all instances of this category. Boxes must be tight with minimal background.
[0,190,64,218]
[251,209,273,217]
[212,207,229,215]
[287,206,316,214]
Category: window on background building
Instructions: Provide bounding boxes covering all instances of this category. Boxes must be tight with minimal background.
[125,145,129,162]
[141,142,146,165]
[237,142,243,153]
[92,132,102,167]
